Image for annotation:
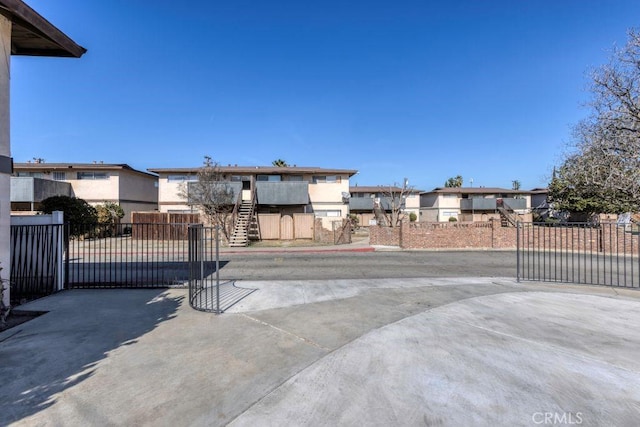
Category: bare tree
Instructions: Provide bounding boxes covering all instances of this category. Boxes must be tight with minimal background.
[178,156,237,239]
[378,178,415,227]
[550,30,640,214]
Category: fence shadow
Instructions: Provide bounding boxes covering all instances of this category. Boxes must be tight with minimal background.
[67,260,228,287]
[190,280,257,313]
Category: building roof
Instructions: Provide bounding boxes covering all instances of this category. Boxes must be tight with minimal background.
[424,187,534,195]
[530,187,549,194]
[14,162,158,178]
[149,166,358,176]
[350,185,422,194]
[0,0,86,57]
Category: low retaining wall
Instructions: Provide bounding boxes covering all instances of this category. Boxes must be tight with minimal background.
[370,219,515,249]
[371,220,640,253]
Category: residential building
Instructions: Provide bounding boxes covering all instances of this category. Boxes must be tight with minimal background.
[149,165,357,229]
[349,186,421,226]
[12,162,158,221]
[420,187,532,223]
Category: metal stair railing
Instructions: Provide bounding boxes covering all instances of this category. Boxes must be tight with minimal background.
[497,200,519,227]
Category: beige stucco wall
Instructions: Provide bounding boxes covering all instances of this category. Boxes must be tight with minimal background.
[437,194,461,209]
[67,170,119,202]
[157,174,188,205]
[307,174,350,203]
[403,193,420,221]
[307,174,350,228]
[0,16,10,306]
[156,173,192,213]
[118,170,158,204]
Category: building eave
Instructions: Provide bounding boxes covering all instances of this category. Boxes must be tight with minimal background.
[149,166,358,176]
[0,0,86,58]
[14,163,158,178]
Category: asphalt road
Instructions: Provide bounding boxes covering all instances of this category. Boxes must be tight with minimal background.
[217,250,518,281]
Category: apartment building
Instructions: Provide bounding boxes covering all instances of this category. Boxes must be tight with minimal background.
[12,162,158,221]
[420,187,532,223]
[149,165,357,226]
[349,186,421,226]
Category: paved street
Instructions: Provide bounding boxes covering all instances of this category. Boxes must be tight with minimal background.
[217,250,517,281]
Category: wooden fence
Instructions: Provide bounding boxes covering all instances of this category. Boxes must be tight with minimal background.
[131,212,201,240]
[258,213,314,240]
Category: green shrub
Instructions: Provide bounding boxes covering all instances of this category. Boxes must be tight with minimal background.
[409,212,417,222]
[448,216,458,222]
[40,196,98,237]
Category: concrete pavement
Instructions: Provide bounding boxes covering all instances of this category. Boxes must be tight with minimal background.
[1,278,640,426]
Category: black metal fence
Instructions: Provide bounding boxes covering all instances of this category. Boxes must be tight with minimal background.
[188,225,256,313]
[10,224,64,303]
[517,222,640,288]
[66,222,192,288]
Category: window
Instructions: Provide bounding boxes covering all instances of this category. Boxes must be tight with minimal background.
[313,175,340,184]
[257,175,281,182]
[287,175,303,181]
[315,210,341,217]
[167,175,197,182]
[16,172,44,178]
[52,172,66,181]
[77,171,109,180]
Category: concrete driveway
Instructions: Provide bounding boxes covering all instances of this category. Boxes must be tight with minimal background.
[1,278,639,426]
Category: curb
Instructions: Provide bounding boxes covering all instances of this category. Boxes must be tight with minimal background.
[219,246,376,255]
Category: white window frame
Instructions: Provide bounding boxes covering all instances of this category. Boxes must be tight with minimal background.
[77,171,109,180]
[315,210,342,217]
[167,175,198,182]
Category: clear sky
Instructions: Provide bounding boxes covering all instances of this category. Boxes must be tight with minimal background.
[11,0,640,191]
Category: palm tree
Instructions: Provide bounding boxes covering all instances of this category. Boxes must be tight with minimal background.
[272,159,289,167]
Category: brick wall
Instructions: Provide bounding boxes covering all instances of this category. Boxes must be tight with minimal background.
[400,219,516,249]
[369,220,640,255]
[369,225,401,246]
[314,218,353,244]
[520,223,639,255]
[370,219,516,249]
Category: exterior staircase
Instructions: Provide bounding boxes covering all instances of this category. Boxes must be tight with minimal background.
[497,201,519,227]
[229,200,256,247]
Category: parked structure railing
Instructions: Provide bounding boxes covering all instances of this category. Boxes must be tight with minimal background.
[517,222,640,288]
[188,225,256,313]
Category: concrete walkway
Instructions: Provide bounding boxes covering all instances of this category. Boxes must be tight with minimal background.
[1,278,639,426]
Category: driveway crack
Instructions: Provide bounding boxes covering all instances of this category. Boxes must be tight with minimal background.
[240,313,331,351]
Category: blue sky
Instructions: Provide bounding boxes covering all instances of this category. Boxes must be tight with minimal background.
[11,0,640,191]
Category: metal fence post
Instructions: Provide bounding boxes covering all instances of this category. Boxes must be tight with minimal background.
[216,225,220,314]
[64,223,70,289]
[516,222,521,283]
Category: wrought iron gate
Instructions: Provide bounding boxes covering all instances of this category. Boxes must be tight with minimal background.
[517,222,640,288]
[188,225,256,313]
[65,222,191,288]
[10,223,65,302]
